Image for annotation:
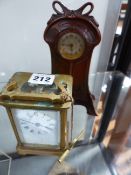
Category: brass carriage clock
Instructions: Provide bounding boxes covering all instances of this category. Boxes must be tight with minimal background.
[44,1,101,115]
[0,72,75,155]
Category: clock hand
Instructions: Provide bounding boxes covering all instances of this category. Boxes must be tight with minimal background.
[65,43,73,47]
[20,119,36,126]
[20,119,54,132]
[44,126,54,131]
[35,122,54,131]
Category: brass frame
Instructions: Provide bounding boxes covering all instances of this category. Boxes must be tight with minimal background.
[5,106,69,156]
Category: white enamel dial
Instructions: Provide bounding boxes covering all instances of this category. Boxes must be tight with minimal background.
[58,32,85,60]
[11,109,60,147]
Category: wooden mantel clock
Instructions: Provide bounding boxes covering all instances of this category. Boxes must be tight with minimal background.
[44,1,101,115]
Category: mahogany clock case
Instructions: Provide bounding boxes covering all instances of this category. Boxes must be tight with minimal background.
[44,1,101,115]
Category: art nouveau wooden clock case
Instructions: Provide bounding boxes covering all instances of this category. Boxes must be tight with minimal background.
[44,1,101,115]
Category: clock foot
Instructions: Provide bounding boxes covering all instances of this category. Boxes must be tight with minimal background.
[74,98,97,116]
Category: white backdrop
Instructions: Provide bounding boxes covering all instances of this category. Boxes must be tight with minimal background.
[0,0,121,153]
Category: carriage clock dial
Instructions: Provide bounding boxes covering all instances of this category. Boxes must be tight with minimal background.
[58,32,85,60]
[12,109,60,146]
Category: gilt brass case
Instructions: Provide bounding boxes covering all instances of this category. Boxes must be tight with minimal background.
[0,72,73,155]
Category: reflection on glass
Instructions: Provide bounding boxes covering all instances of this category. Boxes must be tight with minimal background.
[0,150,11,175]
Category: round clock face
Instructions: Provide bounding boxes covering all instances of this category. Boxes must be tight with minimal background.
[11,108,60,147]
[58,32,85,60]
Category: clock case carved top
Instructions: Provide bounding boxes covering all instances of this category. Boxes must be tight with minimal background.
[44,1,101,115]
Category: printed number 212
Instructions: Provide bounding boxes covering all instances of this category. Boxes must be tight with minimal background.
[33,76,51,82]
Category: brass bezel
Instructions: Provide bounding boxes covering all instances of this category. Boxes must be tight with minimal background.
[57,32,85,60]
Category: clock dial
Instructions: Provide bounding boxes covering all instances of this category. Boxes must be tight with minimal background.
[11,109,60,147]
[58,32,85,60]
